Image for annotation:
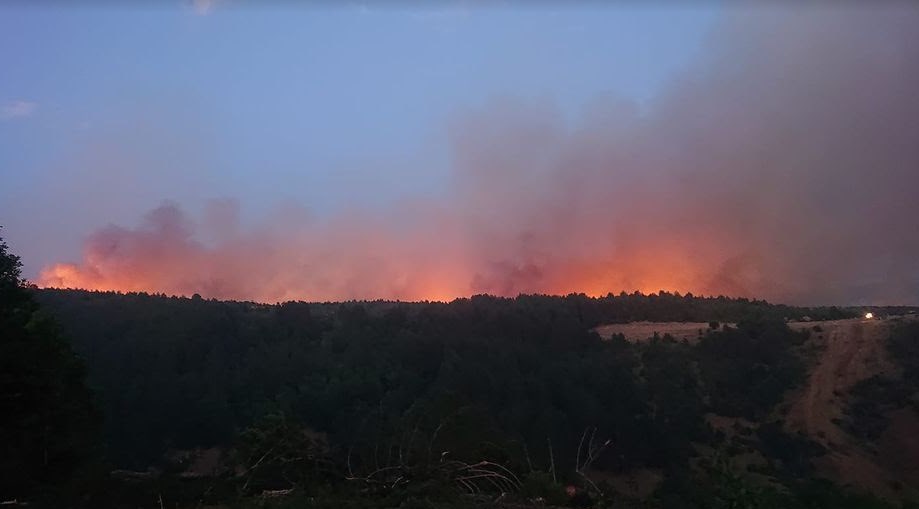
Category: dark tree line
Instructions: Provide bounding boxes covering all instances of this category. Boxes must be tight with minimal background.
[6,230,902,508]
[31,288,829,475]
[0,234,97,501]
[25,285,867,505]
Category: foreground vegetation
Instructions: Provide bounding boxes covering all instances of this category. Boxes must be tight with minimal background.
[5,233,919,508]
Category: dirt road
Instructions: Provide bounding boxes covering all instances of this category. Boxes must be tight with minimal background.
[785,317,903,495]
[785,318,895,445]
[594,315,917,496]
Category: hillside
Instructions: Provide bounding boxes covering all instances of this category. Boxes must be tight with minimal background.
[16,289,918,507]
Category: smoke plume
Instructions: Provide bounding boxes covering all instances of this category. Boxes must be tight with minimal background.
[40,6,919,304]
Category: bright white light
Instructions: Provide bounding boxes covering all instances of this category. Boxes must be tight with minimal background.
[865,312,874,319]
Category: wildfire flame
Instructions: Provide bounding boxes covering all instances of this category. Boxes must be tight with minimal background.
[33,7,919,305]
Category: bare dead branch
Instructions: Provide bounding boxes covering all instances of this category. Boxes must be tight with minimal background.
[547,437,556,484]
[576,427,589,471]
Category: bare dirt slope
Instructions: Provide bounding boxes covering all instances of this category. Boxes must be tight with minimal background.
[785,318,895,444]
[595,316,919,496]
[688,316,914,496]
[784,317,912,497]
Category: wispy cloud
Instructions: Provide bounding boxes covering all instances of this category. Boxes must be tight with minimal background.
[410,7,469,24]
[190,0,220,16]
[1,100,36,120]
[409,7,470,34]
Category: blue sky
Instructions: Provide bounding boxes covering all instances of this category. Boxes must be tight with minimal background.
[0,2,720,277]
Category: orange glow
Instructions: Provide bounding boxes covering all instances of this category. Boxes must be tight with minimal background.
[28,7,919,307]
[38,259,699,303]
[37,225,715,303]
[40,263,152,295]
[38,261,474,302]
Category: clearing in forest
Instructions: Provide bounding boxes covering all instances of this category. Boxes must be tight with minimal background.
[592,321,727,343]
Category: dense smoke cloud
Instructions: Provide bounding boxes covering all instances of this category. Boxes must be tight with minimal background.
[40,6,919,304]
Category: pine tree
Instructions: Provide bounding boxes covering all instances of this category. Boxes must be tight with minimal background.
[0,231,98,499]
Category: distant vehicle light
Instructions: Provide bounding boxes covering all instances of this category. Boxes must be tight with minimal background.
[865,312,874,319]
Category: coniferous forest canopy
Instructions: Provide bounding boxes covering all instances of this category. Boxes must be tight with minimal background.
[4,2,919,507]
[8,231,919,508]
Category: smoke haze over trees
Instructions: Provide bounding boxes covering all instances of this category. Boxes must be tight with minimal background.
[36,5,919,305]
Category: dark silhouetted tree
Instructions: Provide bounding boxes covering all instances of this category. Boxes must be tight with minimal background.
[0,231,98,499]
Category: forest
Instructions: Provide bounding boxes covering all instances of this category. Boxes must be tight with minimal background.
[3,235,918,508]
